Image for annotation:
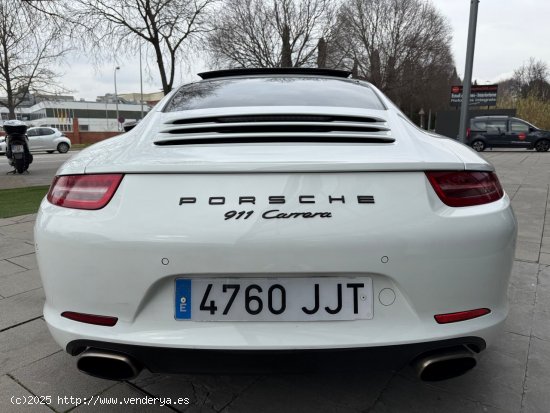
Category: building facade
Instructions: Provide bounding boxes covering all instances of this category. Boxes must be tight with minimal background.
[1,98,152,132]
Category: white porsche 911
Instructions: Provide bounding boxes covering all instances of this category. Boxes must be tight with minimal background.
[35,68,516,382]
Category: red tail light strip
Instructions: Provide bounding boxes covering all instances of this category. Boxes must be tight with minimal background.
[61,311,118,327]
[434,308,491,324]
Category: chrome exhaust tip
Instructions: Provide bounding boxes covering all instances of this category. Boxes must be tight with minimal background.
[77,349,142,381]
[413,346,477,381]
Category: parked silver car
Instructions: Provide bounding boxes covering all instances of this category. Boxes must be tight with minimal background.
[0,126,71,154]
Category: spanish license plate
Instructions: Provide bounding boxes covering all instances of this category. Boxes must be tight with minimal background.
[175,277,373,321]
[11,144,24,153]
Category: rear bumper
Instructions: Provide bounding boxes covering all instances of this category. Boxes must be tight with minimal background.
[66,336,486,374]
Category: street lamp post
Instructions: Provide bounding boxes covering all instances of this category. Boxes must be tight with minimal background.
[139,44,144,120]
[114,66,120,131]
[458,0,480,143]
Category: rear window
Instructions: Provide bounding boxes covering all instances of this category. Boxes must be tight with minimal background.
[472,120,487,130]
[486,120,507,132]
[164,77,386,111]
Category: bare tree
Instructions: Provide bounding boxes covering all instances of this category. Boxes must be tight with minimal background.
[332,0,455,111]
[0,0,68,119]
[58,0,216,95]
[511,58,550,101]
[208,0,335,68]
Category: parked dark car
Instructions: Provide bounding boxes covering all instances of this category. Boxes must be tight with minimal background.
[466,116,550,152]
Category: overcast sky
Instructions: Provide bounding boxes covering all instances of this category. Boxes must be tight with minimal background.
[61,0,550,101]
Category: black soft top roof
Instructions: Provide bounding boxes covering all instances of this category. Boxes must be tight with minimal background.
[198,68,352,80]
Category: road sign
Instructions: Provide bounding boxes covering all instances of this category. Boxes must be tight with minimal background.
[118,116,125,124]
[450,84,498,107]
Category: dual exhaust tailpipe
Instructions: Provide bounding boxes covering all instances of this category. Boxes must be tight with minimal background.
[77,345,476,382]
[77,350,142,381]
[412,345,477,381]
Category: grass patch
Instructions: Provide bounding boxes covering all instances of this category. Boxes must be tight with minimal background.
[0,186,50,219]
[70,143,92,150]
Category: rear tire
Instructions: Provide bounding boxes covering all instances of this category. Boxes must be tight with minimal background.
[14,156,26,174]
[472,140,485,152]
[535,139,550,152]
[57,142,70,153]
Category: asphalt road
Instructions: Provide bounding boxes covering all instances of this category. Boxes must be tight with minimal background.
[0,151,77,189]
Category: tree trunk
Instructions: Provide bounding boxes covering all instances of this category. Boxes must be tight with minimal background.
[317,37,327,68]
[352,58,359,78]
[281,24,292,67]
[152,40,171,95]
[369,49,382,87]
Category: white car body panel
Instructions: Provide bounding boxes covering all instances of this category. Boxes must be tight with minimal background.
[36,171,515,349]
[57,106,490,175]
[35,72,516,375]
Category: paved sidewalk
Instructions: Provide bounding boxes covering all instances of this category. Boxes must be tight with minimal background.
[0,151,549,412]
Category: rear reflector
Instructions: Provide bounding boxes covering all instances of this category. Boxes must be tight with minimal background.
[61,311,118,327]
[426,171,504,207]
[47,174,124,210]
[434,308,491,324]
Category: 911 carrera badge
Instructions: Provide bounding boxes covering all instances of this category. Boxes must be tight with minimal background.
[178,195,375,220]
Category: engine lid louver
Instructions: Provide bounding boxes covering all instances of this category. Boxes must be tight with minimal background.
[154,114,394,146]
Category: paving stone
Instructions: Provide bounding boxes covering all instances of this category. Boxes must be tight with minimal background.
[509,261,539,293]
[0,238,35,261]
[540,237,550,254]
[72,383,173,412]
[521,337,550,413]
[538,253,550,265]
[0,218,18,227]
[502,184,520,199]
[7,254,38,271]
[0,269,42,298]
[0,288,45,331]
[419,332,530,412]
[11,351,117,413]
[12,214,37,224]
[515,240,540,263]
[532,310,550,342]
[134,372,258,412]
[0,374,51,413]
[369,375,508,413]
[0,221,35,243]
[218,371,393,413]
[0,319,60,376]
[532,265,550,342]
[511,186,548,245]
[505,289,535,337]
[0,259,25,277]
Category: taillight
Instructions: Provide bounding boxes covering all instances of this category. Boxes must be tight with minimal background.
[434,308,490,324]
[426,171,504,207]
[47,174,124,210]
[466,128,471,139]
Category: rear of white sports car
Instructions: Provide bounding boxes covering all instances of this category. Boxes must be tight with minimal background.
[35,69,516,381]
